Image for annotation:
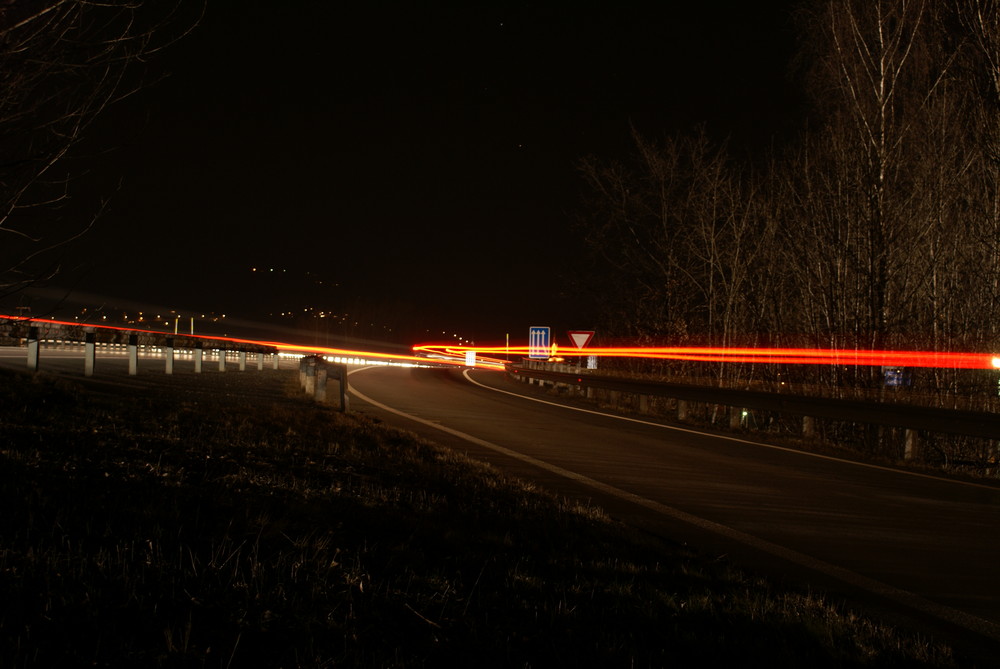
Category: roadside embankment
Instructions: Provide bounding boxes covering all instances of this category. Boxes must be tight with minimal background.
[0,367,965,667]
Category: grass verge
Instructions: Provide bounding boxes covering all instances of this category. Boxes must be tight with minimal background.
[0,367,964,667]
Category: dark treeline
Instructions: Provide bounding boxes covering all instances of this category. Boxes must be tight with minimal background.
[576,0,1000,405]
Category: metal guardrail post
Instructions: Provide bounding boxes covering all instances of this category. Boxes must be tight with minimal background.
[340,365,349,411]
[194,342,203,373]
[315,366,328,402]
[164,337,174,375]
[325,362,348,412]
[26,326,39,372]
[904,429,919,460]
[609,390,620,408]
[127,335,139,375]
[303,358,316,395]
[239,351,247,371]
[85,331,96,376]
[218,349,227,372]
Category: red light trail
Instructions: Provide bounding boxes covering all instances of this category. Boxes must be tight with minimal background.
[412,343,1000,370]
[0,314,502,369]
[4,315,998,371]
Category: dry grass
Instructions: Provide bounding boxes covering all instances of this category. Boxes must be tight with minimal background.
[0,367,966,667]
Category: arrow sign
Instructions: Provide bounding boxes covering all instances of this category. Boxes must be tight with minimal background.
[528,326,551,359]
[567,330,595,349]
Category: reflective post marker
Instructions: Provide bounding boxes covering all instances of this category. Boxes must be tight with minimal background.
[85,331,96,377]
[304,357,316,395]
[315,366,328,402]
[26,326,39,372]
[164,337,174,375]
[127,335,138,375]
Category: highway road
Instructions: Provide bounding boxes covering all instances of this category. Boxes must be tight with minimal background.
[347,364,1000,657]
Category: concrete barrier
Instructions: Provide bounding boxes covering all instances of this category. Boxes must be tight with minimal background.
[299,355,348,411]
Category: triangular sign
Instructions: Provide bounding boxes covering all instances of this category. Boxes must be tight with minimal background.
[567,330,595,349]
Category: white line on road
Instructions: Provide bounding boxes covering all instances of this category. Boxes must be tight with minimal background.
[347,366,1000,642]
[463,369,1000,491]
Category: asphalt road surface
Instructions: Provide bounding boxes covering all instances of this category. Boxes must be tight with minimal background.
[346,364,1000,659]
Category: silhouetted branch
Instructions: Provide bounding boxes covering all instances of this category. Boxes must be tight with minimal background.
[0,0,202,295]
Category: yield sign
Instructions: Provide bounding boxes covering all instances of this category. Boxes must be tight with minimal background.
[566,330,595,349]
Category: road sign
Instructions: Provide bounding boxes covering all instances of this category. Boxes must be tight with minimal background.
[567,330,595,349]
[528,326,550,359]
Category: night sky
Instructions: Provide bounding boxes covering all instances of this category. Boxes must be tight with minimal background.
[36,1,802,344]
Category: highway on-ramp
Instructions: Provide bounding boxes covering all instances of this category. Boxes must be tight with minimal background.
[347,364,1000,658]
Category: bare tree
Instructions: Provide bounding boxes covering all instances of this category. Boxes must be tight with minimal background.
[812,1,939,345]
[577,129,718,341]
[576,0,999,411]
[781,2,971,361]
[0,0,201,300]
[577,128,779,384]
[952,0,1000,348]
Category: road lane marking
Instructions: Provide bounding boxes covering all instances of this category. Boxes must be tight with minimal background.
[463,370,1000,492]
[347,366,1000,642]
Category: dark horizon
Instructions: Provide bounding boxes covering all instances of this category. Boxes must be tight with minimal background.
[5,1,802,344]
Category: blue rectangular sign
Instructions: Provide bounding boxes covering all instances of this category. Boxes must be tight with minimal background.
[528,326,550,359]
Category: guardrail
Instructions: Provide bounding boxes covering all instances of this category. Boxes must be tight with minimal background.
[509,361,1000,460]
[1,317,279,376]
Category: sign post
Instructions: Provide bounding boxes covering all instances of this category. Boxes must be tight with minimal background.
[567,330,596,369]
